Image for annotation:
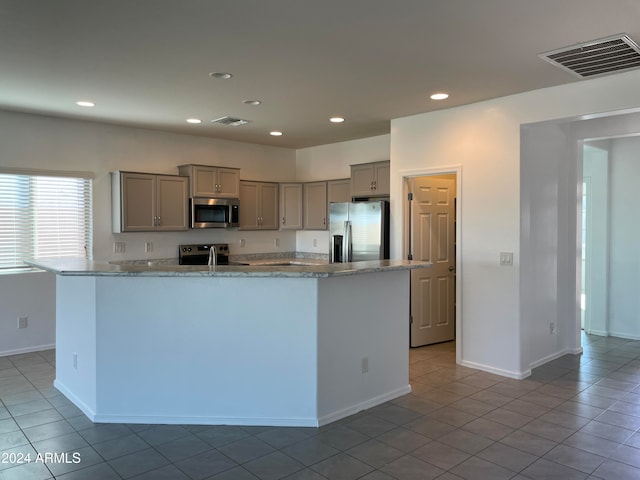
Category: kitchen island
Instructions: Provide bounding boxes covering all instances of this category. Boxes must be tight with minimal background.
[29,258,429,427]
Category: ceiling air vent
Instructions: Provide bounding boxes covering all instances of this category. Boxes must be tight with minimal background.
[539,34,640,78]
[211,116,250,126]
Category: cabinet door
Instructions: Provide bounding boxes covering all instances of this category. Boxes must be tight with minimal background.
[192,166,217,196]
[279,183,303,230]
[259,182,279,230]
[239,181,260,230]
[303,182,327,230]
[327,179,351,204]
[121,172,156,231]
[156,176,189,231]
[216,168,240,198]
[351,164,375,196]
[374,161,390,196]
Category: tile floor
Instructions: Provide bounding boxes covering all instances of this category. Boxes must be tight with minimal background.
[1,333,640,479]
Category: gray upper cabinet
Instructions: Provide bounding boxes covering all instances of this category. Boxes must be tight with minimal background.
[327,178,351,204]
[279,183,303,230]
[303,181,327,230]
[112,171,189,232]
[350,161,390,197]
[178,164,240,198]
[239,181,279,230]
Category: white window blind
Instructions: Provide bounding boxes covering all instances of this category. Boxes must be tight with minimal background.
[0,172,92,271]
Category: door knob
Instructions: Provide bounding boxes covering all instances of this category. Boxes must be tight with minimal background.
[448,265,455,272]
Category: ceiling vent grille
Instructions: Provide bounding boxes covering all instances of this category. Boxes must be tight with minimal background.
[539,34,640,78]
[211,116,250,126]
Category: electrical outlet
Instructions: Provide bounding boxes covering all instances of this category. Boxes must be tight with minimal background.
[361,356,369,374]
[499,252,513,266]
[17,316,27,329]
[145,242,153,253]
[313,238,318,248]
[113,242,126,253]
[550,322,556,335]
[239,239,246,247]
[274,238,280,247]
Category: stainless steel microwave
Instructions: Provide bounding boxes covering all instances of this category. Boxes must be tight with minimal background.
[190,197,239,228]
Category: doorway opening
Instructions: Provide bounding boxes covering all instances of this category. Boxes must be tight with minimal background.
[581,142,610,336]
[403,170,461,361]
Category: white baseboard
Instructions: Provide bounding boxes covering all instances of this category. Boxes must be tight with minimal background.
[584,330,640,341]
[586,329,609,337]
[0,343,55,358]
[55,380,411,428]
[608,331,640,341]
[529,348,573,370]
[56,378,318,426]
[53,380,97,421]
[91,413,320,427]
[460,360,529,380]
[317,385,412,426]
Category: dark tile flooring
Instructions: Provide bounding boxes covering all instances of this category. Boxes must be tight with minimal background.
[1,333,640,479]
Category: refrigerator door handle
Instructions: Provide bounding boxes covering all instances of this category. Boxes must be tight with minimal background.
[343,221,352,262]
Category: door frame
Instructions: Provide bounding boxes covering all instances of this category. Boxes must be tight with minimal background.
[400,165,462,364]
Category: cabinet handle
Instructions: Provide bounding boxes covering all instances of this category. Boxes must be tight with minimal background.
[157,216,161,226]
[323,217,326,225]
[372,180,377,190]
[282,216,286,225]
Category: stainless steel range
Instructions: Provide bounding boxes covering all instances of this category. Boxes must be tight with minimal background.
[178,243,229,265]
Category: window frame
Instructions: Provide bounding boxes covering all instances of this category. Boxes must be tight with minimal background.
[0,167,93,274]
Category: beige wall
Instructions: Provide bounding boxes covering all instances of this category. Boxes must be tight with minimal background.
[0,110,298,355]
[391,68,640,377]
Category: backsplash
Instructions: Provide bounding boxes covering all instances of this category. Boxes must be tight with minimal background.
[110,251,329,265]
[102,229,297,262]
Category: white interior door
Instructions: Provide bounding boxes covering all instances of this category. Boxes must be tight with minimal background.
[410,175,456,347]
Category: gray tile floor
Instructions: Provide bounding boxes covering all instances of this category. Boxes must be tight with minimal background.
[1,333,639,479]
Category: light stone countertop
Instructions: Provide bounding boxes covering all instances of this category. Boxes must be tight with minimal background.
[26,257,430,278]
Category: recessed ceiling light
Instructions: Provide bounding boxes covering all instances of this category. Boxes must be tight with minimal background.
[430,93,449,100]
[209,72,233,80]
[186,118,202,124]
[76,101,95,107]
[330,117,345,123]
[243,100,262,106]
[270,131,283,136]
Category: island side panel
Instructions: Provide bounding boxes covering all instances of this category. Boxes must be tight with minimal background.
[92,275,319,426]
[316,269,411,425]
[55,276,98,417]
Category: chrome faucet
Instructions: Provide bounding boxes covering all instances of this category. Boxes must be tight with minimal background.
[208,245,217,266]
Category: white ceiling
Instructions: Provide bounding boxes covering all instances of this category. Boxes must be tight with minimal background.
[1,0,639,149]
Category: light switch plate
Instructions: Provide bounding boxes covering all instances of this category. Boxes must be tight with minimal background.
[499,252,513,266]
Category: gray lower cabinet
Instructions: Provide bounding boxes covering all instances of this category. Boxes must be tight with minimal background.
[239,181,279,230]
[112,171,189,232]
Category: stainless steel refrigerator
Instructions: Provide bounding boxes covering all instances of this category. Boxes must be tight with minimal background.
[329,200,390,263]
